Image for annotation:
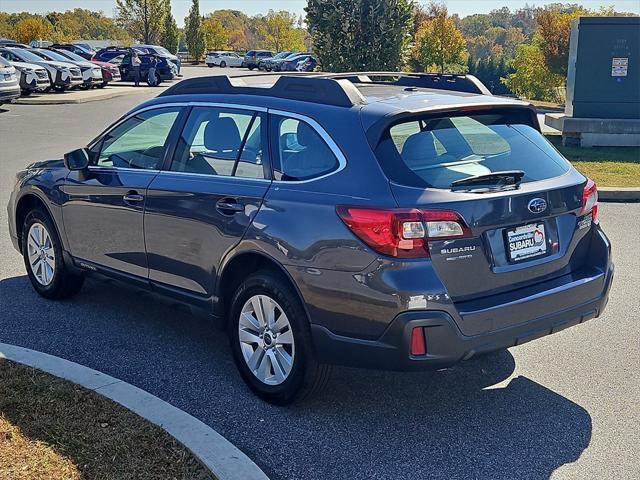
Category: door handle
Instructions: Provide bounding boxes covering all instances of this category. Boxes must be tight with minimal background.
[123,192,144,204]
[216,198,244,215]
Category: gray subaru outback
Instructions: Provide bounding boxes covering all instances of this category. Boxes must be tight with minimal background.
[7,73,613,404]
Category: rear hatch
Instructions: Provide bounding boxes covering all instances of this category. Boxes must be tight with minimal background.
[374,106,598,302]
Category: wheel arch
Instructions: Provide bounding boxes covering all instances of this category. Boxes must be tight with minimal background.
[15,192,61,254]
[216,250,311,329]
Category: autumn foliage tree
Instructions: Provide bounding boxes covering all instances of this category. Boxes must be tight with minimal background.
[413,6,468,73]
[535,6,589,77]
[201,16,228,51]
[13,17,53,44]
[258,10,305,52]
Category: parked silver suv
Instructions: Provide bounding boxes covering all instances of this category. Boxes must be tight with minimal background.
[0,56,20,105]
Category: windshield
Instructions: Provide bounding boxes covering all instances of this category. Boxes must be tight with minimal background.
[154,46,172,56]
[34,49,73,62]
[12,48,47,62]
[54,49,86,62]
[375,110,571,189]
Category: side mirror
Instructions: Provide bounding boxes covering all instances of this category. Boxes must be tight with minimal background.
[64,148,90,171]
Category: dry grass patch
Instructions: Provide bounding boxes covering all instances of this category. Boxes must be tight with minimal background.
[0,359,215,480]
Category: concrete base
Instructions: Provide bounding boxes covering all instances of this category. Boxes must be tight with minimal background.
[545,113,640,147]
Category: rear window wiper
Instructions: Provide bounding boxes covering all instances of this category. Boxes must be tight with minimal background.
[451,170,525,192]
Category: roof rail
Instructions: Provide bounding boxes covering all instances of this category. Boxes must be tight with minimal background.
[314,72,492,95]
[159,75,367,108]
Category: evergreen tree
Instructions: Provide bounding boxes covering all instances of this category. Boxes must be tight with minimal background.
[306,0,413,71]
[184,0,205,62]
[160,0,180,53]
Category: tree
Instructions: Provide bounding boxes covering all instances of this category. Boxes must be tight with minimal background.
[501,40,565,102]
[259,10,305,51]
[413,6,468,73]
[184,0,205,62]
[208,10,251,51]
[535,6,588,77]
[306,0,413,71]
[13,17,53,44]
[160,0,180,53]
[115,0,166,44]
[201,16,228,51]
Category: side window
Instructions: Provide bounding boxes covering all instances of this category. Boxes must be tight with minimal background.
[271,115,340,181]
[94,107,180,170]
[171,106,265,179]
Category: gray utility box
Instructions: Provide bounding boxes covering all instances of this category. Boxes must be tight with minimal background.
[546,16,640,146]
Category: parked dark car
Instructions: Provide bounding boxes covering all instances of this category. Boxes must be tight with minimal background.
[7,72,613,405]
[94,46,148,63]
[117,51,177,83]
[275,54,314,72]
[296,56,318,72]
[132,44,181,74]
[258,51,296,71]
[50,43,96,60]
[243,50,274,70]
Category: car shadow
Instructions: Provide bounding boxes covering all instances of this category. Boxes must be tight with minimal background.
[0,274,592,480]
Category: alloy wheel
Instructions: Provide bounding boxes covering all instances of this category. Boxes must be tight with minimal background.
[27,222,55,286]
[238,294,295,385]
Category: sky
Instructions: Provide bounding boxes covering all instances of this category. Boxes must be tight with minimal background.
[1,0,639,26]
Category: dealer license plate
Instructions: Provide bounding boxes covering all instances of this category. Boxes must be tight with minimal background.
[506,223,547,262]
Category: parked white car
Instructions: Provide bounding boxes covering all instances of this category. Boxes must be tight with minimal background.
[31,48,102,89]
[5,58,50,95]
[205,51,243,68]
[0,47,82,92]
[0,56,20,105]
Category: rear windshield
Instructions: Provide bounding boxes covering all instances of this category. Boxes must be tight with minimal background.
[375,110,571,189]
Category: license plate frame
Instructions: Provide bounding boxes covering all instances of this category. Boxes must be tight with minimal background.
[506,222,548,262]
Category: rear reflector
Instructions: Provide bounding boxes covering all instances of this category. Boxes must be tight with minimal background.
[410,327,426,356]
[580,178,598,221]
[336,206,470,258]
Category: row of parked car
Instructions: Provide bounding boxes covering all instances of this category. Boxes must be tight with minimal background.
[205,50,318,72]
[0,40,182,105]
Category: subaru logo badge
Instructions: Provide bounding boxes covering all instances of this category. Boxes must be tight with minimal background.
[528,198,547,214]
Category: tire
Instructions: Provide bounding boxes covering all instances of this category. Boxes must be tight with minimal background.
[220,61,227,68]
[22,208,84,300]
[228,271,331,405]
[21,89,32,96]
[97,82,107,89]
[53,85,67,93]
[207,63,214,68]
[248,65,254,71]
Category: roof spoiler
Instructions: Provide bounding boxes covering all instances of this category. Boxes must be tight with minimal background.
[159,74,367,108]
[314,72,491,95]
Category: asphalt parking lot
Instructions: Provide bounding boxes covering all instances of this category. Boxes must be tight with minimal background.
[1,67,639,480]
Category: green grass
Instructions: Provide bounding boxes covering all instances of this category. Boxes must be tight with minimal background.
[546,135,640,187]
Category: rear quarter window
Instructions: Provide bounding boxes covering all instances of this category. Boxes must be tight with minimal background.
[376,110,571,189]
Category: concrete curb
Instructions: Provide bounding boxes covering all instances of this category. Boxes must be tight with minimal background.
[13,88,150,105]
[599,187,640,202]
[0,343,269,480]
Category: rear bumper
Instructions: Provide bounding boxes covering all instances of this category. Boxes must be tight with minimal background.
[311,263,614,370]
[0,87,20,102]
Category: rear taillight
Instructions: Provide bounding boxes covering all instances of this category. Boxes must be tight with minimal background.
[580,178,598,221]
[336,206,470,258]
